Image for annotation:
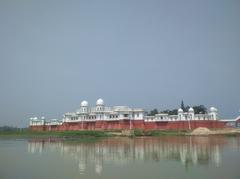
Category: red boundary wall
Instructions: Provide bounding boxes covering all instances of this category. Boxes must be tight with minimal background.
[30,119,226,131]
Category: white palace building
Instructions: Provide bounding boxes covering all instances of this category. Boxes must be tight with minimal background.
[29,98,224,131]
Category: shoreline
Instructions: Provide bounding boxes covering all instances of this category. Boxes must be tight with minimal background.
[1,128,240,139]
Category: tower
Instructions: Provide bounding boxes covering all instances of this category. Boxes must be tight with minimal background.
[178,108,184,120]
[80,100,88,114]
[188,107,195,120]
[210,107,218,120]
[96,98,104,120]
[181,100,185,111]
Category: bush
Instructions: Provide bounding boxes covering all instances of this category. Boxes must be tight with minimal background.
[133,129,144,136]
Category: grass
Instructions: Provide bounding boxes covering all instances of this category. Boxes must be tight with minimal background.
[133,129,188,136]
[2,128,238,139]
[0,128,188,139]
[215,133,240,137]
[0,129,111,139]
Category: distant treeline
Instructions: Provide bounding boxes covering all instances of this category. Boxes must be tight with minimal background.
[0,126,26,132]
[148,103,208,116]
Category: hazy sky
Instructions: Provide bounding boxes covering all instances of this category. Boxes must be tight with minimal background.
[0,0,239,127]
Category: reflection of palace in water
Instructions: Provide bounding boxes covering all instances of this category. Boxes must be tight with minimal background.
[28,137,229,175]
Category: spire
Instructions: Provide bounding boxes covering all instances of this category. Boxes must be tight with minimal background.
[181,100,185,111]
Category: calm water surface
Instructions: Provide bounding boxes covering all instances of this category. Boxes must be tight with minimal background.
[1,136,240,179]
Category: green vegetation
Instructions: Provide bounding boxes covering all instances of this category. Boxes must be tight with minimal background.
[133,129,187,136]
[148,109,159,116]
[0,127,188,138]
[192,105,208,114]
[0,128,111,139]
[216,133,240,137]
[1,128,239,138]
[0,126,187,139]
[0,126,25,132]
[147,100,208,116]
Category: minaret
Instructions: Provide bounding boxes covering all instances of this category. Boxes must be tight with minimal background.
[181,100,185,112]
[80,100,88,113]
[178,108,184,120]
[96,98,104,120]
[210,107,218,120]
[188,107,195,120]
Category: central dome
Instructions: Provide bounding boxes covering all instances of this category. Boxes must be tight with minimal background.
[81,100,88,107]
[210,107,217,112]
[188,107,194,112]
[178,108,183,113]
[96,98,104,106]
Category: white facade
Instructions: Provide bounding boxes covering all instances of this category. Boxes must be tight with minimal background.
[29,117,45,126]
[63,99,145,123]
[30,117,63,126]
[145,107,218,122]
[29,99,219,126]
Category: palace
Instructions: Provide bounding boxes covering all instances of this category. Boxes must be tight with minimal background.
[29,98,237,131]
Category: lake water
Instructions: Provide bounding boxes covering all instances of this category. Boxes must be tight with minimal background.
[0,136,240,179]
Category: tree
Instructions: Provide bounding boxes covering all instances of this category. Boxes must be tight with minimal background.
[161,109,178,115]
[193,105,207,114]
[149,104,208,116]
[0,126,21,132]
[169,109,178,115]
[149,109,159,116]
[184,105,190,112]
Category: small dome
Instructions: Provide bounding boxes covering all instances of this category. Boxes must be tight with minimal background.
[188,107,194,112]
[96,98,104,106]
[210,107,217,112]
[81,100,88,107]
[178,108,183,113]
